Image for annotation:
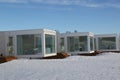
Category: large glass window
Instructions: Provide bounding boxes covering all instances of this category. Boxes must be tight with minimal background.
[17,34,42,55]
[34,35,42,54]
[45,34,55,54]
[98,37,116,50]
[60,38,65,52]
[79,36,88,51]
[67,36,88,52]
[67,37,75,52]
[90,37,94,51]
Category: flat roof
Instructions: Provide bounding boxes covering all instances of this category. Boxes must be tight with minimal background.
[60,32,94,37]
[0,29,56,33]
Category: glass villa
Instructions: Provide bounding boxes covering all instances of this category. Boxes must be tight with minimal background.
[95,34,119,51]
[58,32,95,54]
[0,29,57,58]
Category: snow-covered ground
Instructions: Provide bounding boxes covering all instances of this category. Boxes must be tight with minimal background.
[0,52,120,80]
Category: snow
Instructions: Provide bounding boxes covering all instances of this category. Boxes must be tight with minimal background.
[0,52,120,80]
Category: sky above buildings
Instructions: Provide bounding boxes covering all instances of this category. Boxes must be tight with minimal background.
[0,0,120,34]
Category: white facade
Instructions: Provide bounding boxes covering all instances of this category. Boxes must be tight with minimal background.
[95,34,119,51]
[0,29,57,58]
[58,32,95,54]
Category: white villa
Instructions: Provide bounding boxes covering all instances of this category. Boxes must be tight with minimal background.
[95,34,119,51]
[0,29,120,58]
[57,32,94,55]
[0,29,57,58]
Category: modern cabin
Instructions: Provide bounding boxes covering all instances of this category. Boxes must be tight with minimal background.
[58,32,95,55]
[95,34,119,51]
[0,29,57,58]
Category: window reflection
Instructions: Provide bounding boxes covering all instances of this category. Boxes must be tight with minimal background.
[17,34,42,55]
[98,37,116,50]
[67,36,88,52]
[45,34,55,54]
